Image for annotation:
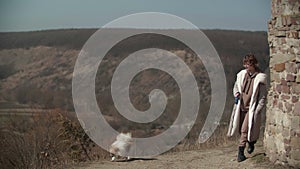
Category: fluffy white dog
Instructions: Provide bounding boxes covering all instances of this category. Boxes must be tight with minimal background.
[109,132,133,161]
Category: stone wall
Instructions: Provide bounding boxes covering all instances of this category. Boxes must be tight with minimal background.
[264,0,300,168]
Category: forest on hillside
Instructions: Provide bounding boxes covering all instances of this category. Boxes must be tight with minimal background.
[0,28,269,110]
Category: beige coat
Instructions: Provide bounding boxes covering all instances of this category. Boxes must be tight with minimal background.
[227,69,267,142]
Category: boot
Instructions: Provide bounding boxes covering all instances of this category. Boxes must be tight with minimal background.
[247,141,256,154]
[237,146,247,162]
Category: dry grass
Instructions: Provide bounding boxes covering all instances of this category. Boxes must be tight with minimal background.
[0,109,109,169]
[169,123,239,153]
[0,106,254,169]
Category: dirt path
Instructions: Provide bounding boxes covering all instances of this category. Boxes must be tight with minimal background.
[70,141,290,169]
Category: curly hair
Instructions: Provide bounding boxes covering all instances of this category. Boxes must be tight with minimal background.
[243,54,258,67]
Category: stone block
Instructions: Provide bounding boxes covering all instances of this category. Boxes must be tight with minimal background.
[265,135,277,150]
[284,138,291,144]
[287,30,299,39]
[278,27,290,31]
[267,125,274,135]
[275,17,284,28]
[288,158,300,168]
[293,102,300,116]
[282,85,291,94]
[290,25,300,31]
[291,150,300,161]
[279,101,284,110]
[269,113,277,124]
[290,137,300,150]
[286,38,300,48]
[287,74,296,82]
[268,154,278,163]
[281,95,291,100]
[282,16,292,26]
[277,154,288,164]
[291,47,300,55]
[285,102,293,112]
[292,96,299,103]
[291,137,300,149]
[268,22,274,30]
[291,15,300,25]
[276,137,285,152]
[282,44,290,53]
[282,3,294,15]
[291,83,300,94]
[297,131,300,137]
[273,98,278,106]
[272,72,281,82]
[271,54,295,65]
[282,128,290,137]
[276,110,283,123]
[274,63,286,72]
[279,37,287,44]
[281,78,288,86]
[271,39,278,48]
[285,145,292,157]
[289,0,300,9]
[282,114,291,128]
[287,159,300,169]
[285,62,298,73]
[276,84,282,93]
[291,116,299,130]
[296,75,300,83]
[288,47,295,54]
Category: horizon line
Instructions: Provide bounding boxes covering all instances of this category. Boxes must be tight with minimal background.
[0,27,267,33]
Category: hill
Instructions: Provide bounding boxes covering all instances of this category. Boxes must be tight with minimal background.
[0,28,269,138]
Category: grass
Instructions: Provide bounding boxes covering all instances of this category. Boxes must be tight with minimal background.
[0,101,30,109]
[250,153,268,164]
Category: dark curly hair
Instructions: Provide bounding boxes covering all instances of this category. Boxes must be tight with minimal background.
[243,54,258,67]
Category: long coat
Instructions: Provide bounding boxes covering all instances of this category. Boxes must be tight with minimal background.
[227,69,267,142]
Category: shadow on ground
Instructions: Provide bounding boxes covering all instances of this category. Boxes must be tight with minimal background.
[114,157,158,162]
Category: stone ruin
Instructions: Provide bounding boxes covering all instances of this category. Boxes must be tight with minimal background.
[264,0,300,168]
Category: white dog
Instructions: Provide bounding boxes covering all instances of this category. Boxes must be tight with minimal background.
[109,132,133,161]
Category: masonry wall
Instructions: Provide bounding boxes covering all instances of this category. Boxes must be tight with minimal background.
[264,0,300,167]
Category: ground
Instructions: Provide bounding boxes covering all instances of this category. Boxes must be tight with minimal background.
[69,141,292,169]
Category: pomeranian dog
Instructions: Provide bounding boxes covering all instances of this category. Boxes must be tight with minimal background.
[109,132,133,161]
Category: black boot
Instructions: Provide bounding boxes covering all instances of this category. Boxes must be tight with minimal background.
[247,141,256,154]
[237,146,247,162]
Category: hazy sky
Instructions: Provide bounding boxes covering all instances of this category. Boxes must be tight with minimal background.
[0,0,271,32]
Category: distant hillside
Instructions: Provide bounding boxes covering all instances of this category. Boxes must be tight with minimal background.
[0,28,269,136]
[0,28,269,73]
[0,28,269,81]
[0,29,268,57]
[0,29,95,50]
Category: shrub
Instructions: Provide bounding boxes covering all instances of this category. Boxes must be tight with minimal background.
[0,109,109,169]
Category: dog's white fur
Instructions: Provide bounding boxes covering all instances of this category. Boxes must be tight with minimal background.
[109,133,133,161]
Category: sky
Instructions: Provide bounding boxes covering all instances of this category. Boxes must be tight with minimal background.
[0,0,271,32]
